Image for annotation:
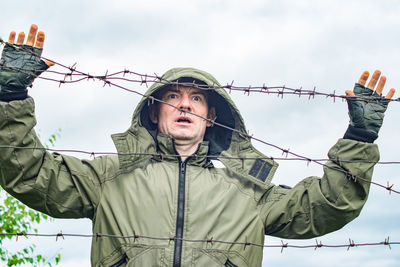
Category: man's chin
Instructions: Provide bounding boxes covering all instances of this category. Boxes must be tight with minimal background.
[168,129,206,143]
[172,134,195,141]
[171,132,202,142]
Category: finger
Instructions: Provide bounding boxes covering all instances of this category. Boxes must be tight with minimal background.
[26,24,38,46]
[345,90,355,97]
[44,59,55,67]
[358,71,369,86]
[366,70,381,90]
[16,32,25,45]
[385,88,396,99]
[8,31,16,44]
[375,75,386,95]
[35,31,45,49]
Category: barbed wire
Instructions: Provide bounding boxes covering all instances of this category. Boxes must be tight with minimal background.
[0,41,399,195]
[0,232,398,252]
[3,63,400,103]
[1,40,399,103]
[0,145,398,194]
[1,145,400,165]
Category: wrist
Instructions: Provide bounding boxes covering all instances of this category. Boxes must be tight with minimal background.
[0,88,28,102]
[343,124,378,143]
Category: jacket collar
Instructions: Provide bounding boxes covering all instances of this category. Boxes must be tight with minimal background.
[156,133,211,167]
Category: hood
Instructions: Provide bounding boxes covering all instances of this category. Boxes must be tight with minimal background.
[112,67,278,188]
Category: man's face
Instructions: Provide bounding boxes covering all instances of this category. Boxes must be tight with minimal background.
[151,85,212,144]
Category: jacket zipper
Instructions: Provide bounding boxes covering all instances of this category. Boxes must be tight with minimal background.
[173,160,187,267]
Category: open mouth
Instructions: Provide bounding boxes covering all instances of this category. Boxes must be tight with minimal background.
[176,117,193,124]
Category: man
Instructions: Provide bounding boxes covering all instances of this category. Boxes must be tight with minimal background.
[0,25,395,267]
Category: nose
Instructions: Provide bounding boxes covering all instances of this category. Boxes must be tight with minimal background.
[178,93,191,111]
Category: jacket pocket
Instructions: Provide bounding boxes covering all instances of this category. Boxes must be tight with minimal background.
[225,259,238,267]
[101,245,166,267]
[109,254,127,267]
[124,245,166,267]
[192,248,248,267]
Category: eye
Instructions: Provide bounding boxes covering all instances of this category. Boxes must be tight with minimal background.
[166,93,179,100]
[192,95,203,102]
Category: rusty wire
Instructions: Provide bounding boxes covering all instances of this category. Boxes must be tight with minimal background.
[1,145,400,165]
[2,63,400,103]
[0,232,398,252]
[0,144,399,195]
[1,40,399,103]
[0,41,399,195]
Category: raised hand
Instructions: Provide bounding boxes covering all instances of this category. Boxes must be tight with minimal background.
[344,70,396,142]
[0,24,52,101]
[345,70,395,99]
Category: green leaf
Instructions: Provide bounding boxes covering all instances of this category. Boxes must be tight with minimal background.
[55,253,61,264]
[0,128,62,265]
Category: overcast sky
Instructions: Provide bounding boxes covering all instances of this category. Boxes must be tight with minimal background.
[2,0,400,266]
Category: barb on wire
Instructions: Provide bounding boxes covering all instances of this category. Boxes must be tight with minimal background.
[56,232,64,241]
[280,240,288,253]
[314,239,323,250]
[206,236,214,246]
[15,232,28,241]
[1,232,400,251]
[384,236,392,249]
[347,238,356,251]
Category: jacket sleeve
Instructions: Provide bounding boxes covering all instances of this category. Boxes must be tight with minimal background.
[0,98,110,219]
[258,138,378,239]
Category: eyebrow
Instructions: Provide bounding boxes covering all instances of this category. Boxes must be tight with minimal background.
[164,87,207,97]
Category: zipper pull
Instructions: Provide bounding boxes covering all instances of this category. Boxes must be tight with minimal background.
[181,162,185,174]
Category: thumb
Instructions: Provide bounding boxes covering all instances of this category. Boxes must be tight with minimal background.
[44,59,55,67]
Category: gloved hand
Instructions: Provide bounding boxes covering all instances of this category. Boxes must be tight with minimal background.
[347,83,389,133]
[0,43,49,101]
[344,70,395,143]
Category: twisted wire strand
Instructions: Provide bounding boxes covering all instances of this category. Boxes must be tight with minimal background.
[0,232,398,252]
[1,40,399,102]
[0,145,398,194]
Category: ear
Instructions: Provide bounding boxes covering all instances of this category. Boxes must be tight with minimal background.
[149,104,158,124]
[206,107,216,127]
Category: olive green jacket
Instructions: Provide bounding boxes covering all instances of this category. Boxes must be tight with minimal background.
[0,68,379,266]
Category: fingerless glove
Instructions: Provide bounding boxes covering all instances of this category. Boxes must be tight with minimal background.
[0,43,48,102]
[344,83,389,143]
